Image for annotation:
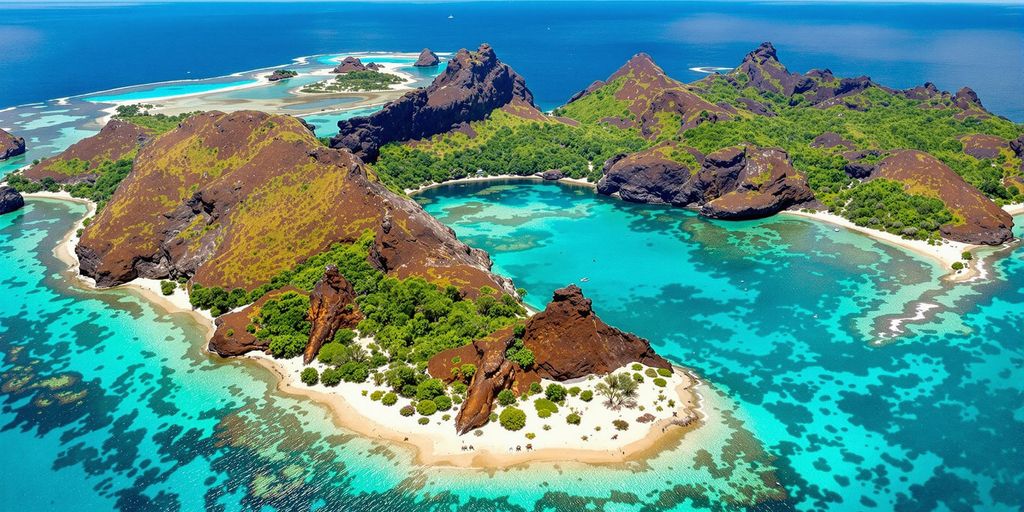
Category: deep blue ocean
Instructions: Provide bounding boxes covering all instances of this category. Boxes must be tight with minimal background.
[2,1,1023,120]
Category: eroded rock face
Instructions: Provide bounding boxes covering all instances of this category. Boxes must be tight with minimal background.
[303,265,360,364]
[842,150,880,179]
[332,43,534,161]
[451,329,517,434]
[332,57,367,73]
[598,144,812,220]
[414,48,440,67]
[811,132,853,150]
[960,134,1006,160]
[0,128,26,160]
[597,144,698,205]
[876,150,1013,245]
[76,111,512,297]
[0,186,25,215]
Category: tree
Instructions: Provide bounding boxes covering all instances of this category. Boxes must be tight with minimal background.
[300,367,319,386]
[952,261,965,271]
[416,378,445,401]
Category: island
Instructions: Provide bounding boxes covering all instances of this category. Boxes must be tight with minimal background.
[1,127,26,160]
[267,69,298,82]
[2,41,1021,468]
[414,48,440,67]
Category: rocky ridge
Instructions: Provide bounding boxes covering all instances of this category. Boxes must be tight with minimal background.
[0,128,26,160]
[331,43,534,161]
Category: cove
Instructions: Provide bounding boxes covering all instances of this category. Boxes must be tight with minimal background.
[416,179,1024,510]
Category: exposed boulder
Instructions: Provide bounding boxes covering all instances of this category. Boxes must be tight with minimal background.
[695,147,814,219]
[841,150,880,179]
[0,128,26,160]
[332,43,533,162]
[414,48,440,67]
[303,265,360,364]
[540,169,565,180]
[1012,135,1024,173]
[597,143,699,205]
[332,56,367,74]
[0,186,25,215]
[875,150,1013,245]
[736,97,776,117]
[451,328,518,434]
[960,134,1006,160]
[268,69,298,82]
[810,132,854,150]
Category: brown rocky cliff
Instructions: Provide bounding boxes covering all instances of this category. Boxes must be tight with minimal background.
[331,43,534,161]
[76,111,512,297]
[0,128,26,160]
[0,186,25,215]
[413,48,440,67]
[875,150,1013,245]
[209,286,303,357]
[597,143,701,205]
[332,56,367,73]
[449,329,518,434]
[303,265,360,364]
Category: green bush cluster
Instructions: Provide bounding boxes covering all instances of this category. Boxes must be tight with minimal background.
[300,367,319,386]
[499,407,527,431]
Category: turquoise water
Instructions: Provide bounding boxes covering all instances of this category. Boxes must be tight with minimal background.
[301,106,385,137]
[416,180,1024,511]
[82,79,260,103]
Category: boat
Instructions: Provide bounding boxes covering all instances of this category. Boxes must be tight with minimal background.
[580,277,590,282]
[448,14,455,19]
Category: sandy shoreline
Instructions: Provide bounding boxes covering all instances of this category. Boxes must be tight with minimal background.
[405,173,596,195]
[248,353,707,469]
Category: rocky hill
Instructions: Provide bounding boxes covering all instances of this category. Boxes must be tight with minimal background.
[331,43,534,161]
[76,111,512,295]
[0,128,26,160]
[23,120,154,184]
[428,285,670,434]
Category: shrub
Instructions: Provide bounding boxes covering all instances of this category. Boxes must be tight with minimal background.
[451,382,467,395]
[657,368,673,377]
[545,383,567,402]
[489,413,498,423]
[160,281,176,296]
[226,328,235,338]
[269,334,307,359]
[417,400,438,416]
[566,413,581,425]
[633,373,644,383]
[370,390,384,401]
[338,361,369,383]
[300,367,319,386]
[645,368,656,378]
[568,386,581,397]
[497,389,516,406]
[952,261,965,271]
[534,398,559,416]
[320,368,343,387]
[525,432,536,440]
[381,392,398,406]
[653,378,667,388]
[400,405,415,417]
[418,417,430,425]
[962,251,973,260]
[442,414,451,421]
[332,328,357,345]
[500,407,527,431]
[434,395,452,411]
[580,390,593,402]
[613,419,629,431]
[416,378,446,400]
[529,382,543,394]
[538,410,552,419]
[631,363,643,371]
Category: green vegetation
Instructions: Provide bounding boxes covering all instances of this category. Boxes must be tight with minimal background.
[533,398,559,418]
[400,405,415,417]
[300,367,319,386]
[952,261,965,271]
[580,390,593,402]
[301,70,403,93]
[160,281,176,296]
[833,179,954,241]
[553,76,632,126]
[496,388,516,406]
[544,383,567,403]
[499,406,526,431]
[381,392,398,406]
[566,412,581,425]
[372,109,646,190]
[595,373,639,409]
[656,368,672,377]
[962,251,973,260]
[612,419,629,431]
[653,378,667,388]
[416,399,438,416]
[114,104,196,134]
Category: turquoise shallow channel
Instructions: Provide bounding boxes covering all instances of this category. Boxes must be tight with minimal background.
[0,183,1021,510]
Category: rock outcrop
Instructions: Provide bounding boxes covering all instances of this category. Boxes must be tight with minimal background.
[875,150,1013,245]
[810,132,853,150]
[267,69,298,82]
[413,48,440,67]
[76,111,513,297]
[598,144,812,219]
[303,265,360,364]
[540,169,564,180]
[0,128,26,160]
[23,120,153,184]
[428,285,670,434]
[332,57,367,74]
[209,287,302,357]
[0,186,25,215]
[959,134,1006,160]
[331,43,534,161]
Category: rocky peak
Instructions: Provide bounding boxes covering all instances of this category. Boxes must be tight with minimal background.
[745,41,779,65]
[413,47,440,67]
[609,52,664,81]
[303,265,361,364]
[332,56,367,74]
[954,87,983,109]
[332,43,533,161]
